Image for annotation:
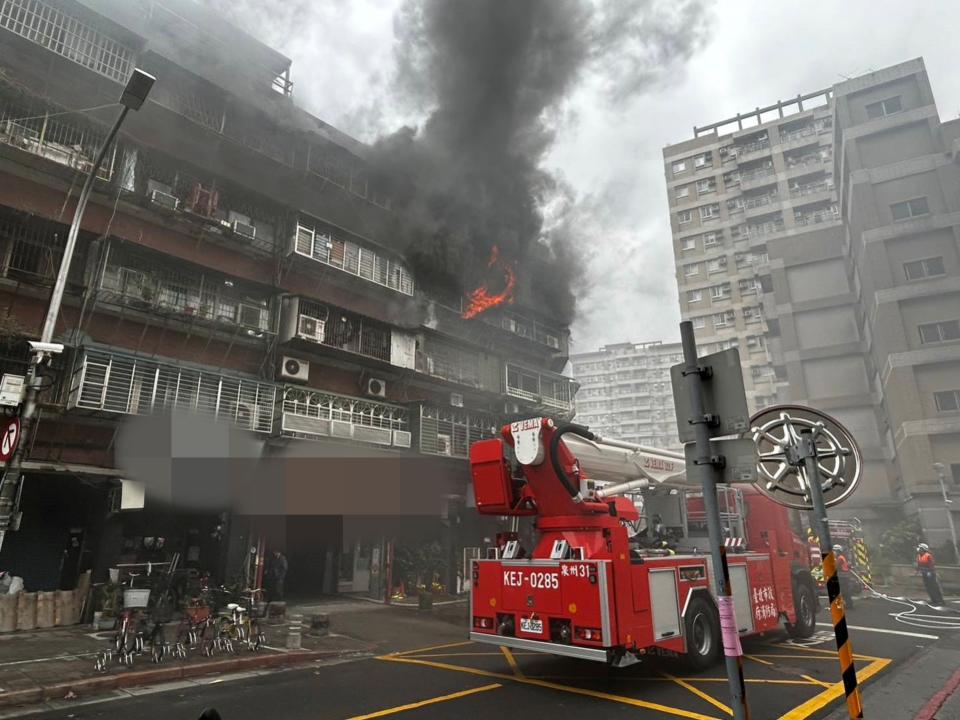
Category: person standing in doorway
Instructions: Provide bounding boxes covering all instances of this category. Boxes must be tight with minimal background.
[916,543,945,607]
[267,550,288,602]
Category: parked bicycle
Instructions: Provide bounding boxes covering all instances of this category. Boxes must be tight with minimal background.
[211,588,265,654]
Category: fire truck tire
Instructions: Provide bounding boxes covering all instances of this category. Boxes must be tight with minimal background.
[683,595,721,670]
[786,578,817,638]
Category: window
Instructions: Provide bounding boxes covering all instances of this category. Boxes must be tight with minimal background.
[713,311,734,328]
[710,283,731,300]
[687,290,703,303]
[934,390,960,413]
[919,320,960,344]
[865,96,902,120]
[891,197,929,221]
[684,263,701,277]
[707,257,727,273]
[743,306,763,324]
[739,278,761,295]
[678,210,693,224]
[694,152,712,168]
[703,232,720,247]
[692,316,706,329]
[676,185,690,199]
[751,365,775,379]
[697,179,716,195]
[747,335,765,352]
[672,160,688,174]
[699,204,720,221]
[904,257,945,280]
[681,237,697,252]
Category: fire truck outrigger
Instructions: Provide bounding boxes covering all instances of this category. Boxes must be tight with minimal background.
[468,418,819,668]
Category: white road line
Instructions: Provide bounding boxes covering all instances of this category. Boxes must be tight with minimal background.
[816,622,939,640]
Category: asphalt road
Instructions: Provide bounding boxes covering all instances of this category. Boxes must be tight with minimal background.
[20,596,959,720]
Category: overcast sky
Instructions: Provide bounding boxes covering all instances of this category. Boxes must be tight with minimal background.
[219,0,960,355]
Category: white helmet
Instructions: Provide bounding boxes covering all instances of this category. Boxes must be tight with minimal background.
[918,543,929,551]
[832,544,842,552]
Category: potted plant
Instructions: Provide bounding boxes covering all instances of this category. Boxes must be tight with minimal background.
[97,583,121,630]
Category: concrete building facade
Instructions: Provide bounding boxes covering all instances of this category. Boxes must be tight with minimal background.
[0,0,575,595]
[663,58,960,548]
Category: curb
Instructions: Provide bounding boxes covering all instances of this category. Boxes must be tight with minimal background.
[0,649,341,709]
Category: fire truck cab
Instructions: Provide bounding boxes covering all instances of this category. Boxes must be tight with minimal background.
[469,418,818,668]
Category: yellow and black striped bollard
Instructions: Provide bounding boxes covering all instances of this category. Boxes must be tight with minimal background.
[853,538,872,586]
[822,549,863,719]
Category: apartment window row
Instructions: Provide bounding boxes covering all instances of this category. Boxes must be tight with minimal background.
[0,0,135,83]
[680,231,722,253]
[671,151,713,176]
[294,220,414,296]
[934,390,960,413]
[891,197,929,222]
[904,256,945,281]
[683,256,729,277]
[919,320,960,344]
[865,95,902,120]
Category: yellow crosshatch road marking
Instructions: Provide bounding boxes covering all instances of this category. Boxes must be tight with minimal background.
[500,646,525,678]
[378,655,724,720]
[662,672,733,717]
[743,654,774,666]
[345,683,501,720]
[390,640,471,657]
[778,658,891,720]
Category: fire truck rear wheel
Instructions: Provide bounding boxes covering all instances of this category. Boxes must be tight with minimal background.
[786,578,817,638]
[683,595,721,670]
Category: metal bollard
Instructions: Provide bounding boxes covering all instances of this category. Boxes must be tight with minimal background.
[286,613,302,649]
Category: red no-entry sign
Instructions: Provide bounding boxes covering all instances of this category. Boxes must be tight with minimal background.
[1,417,20,461]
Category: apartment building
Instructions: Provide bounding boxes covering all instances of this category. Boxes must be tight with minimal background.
[663,59,960,546]
[0,0,574,595]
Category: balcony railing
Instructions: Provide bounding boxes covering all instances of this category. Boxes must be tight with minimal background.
[99,251,274,334]
[738,220,785,239]
[418,406,494,458]
[68,349,277,433]
[779,120,832,144]
[1,0,135,83]
[506,363,577,412]
[417,339,483,389]
[785,151,831,170]
[795,206,840,225]
[743,192,779,210]
[735,138,770,155]
[297,299,391,363]
[789,179,834,197]
[293,222,414,296]
[740,166,775,183]
[0,98,116,181]
[280,387,410,447]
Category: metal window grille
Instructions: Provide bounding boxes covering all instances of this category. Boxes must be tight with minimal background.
[294,221,414,296]
[417,338,482,388]
[505,363,574,411]
[68,349,276,433]
[280,387,407,444]
[298,299,391,363]
[0,0,134,83]
[418,406,493,458]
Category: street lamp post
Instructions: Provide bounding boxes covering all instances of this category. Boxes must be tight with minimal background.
[933,463,959,563]
[0,69,155,553]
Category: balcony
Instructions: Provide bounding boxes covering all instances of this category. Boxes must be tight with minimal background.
[778,119,832,146]
[506,363,577,414]
[740,166,777,188]
[68,348,277,433]
[417,337,484,389]
[0,211,80,288]
[734,137,771,159]
[289,298,394,364]
[417,406,495,458]
[789,178,834,198]
[0,91,115,182]
[794,205,840,226]
[785,151,832,174]
[743,192,781,214]
[99,244,275,335]
[280,387,410,448]
[292,221,414,296]
[737,220,785,240]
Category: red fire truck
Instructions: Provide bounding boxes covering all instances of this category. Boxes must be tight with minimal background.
[468,418,819,668]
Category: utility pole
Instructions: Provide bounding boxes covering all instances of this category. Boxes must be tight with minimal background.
[933,463,959,563]
[0,69,155,553]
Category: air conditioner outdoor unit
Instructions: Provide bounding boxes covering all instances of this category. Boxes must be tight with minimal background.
[366,377,387,399]
[232,220,257,240]
[239,304,265,329]
[297,314,325,342]
[450,393,464,408]
[436,433,452,456]
[149,189,179,211]
[392,430,412,448]
[280,356,310,382]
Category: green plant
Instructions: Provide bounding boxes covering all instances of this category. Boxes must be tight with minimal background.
[99,582,121,616]
[878,518,923,563]
[393,542,449,595]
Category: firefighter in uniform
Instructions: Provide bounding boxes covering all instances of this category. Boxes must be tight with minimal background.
[916,543,945,607]
[833,544,855,608]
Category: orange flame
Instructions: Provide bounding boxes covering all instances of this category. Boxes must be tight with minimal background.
[461,245,516,319]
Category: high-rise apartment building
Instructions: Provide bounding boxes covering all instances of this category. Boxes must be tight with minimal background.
[663,59,960,547]
[0,0,574,595]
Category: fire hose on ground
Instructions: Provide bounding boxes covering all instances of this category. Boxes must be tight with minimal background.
[848,568,960,631]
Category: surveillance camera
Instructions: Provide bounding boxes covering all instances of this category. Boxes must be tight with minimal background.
[28,341,64,355]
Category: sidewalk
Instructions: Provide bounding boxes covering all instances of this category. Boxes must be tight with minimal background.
[0,598,386,710]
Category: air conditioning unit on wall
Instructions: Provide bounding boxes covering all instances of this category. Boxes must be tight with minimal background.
[365,377,387,399]
[297,314,325,342]
[232,220,257,240]
[280,356,310,382]
[149,189,179,211]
